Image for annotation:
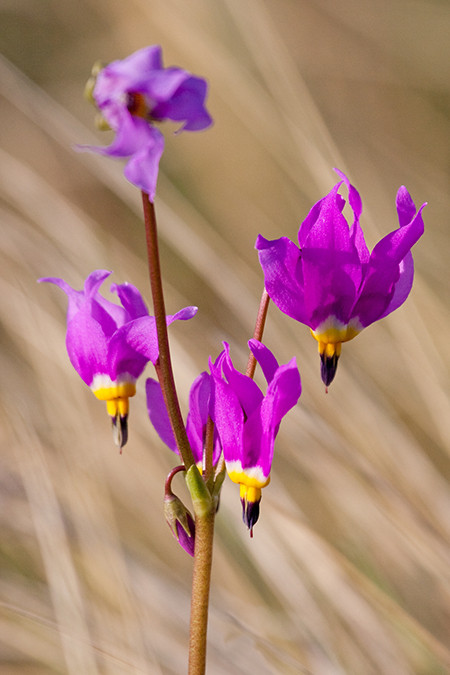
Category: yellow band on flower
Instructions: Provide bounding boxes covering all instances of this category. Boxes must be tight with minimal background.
[105,397,131,418]
[92,381,137,401]
[91,375,136,419]
[239,483,262,505]
[227,464,270,490]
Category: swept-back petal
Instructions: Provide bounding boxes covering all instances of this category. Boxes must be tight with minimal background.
[146,378,178,453]
[352,201,425,327]
[123,127,165,199]
[256,235,308,324]
[111,282,149,321]
[220,342,263,417]
[185,372,211,464]
[333,169,370,266]
[66,302,109,386]
[243,356,300,477]
[112,306,198,365]
[396,185,418,228]
[210,361,244,466]
[93,46,163,105]
[265,357,302,429]
[248,339,279,384]
[300,183,363,328]
[378,252,414,320]
[141,68,190,101]
[39,270,113,322]
[152,76,213,131]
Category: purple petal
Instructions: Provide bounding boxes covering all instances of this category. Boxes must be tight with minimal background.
[352,201,425,327]
[333,169,362,225]
[82,114,156,158]
[243,356,301,476]
[39,270,112,322]
[220,343,263,417]
[123,127,165,200]
[185,372,211,464]
[113,306,198,364]
[107,329,150,380]
[396,186,418,228]
[378,251,414,320]
[256,235,308,324]
[111,282,149,321]
[298,184,347,249]
[152,76,213,131]
[264,357,302,429]
[174,512,195,557]
[248,339,279,384]
[209,358,244,465]
[333,170,370,266]
[109,316,158,368]
[143,68,193,101]
[300,183,363,328]
[66,302,109,386]
[146,378,178,453]
[93,46,163,106]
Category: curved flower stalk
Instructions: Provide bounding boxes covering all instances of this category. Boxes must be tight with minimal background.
[80,45,212,200]
[39,270,197,447]
[256,169,426,386]
[210,340,301,534]
[146,371,222,468]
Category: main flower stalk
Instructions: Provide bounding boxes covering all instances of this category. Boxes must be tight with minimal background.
[141,192,215,675]
[141,192,195,469]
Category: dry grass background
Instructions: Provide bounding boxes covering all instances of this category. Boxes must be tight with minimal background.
[1,0,449,673]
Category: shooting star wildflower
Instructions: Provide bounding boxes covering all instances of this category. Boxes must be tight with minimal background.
[256,170,426,386]
[39,270,197,447]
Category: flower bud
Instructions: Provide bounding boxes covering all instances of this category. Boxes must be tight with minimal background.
[164,493,195,557]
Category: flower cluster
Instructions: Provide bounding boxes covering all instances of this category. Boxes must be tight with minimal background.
[81,45,212,201]
[256,170,426,386]
[40,45,427,552]
[147,341,301,535]
[39,270,197,447]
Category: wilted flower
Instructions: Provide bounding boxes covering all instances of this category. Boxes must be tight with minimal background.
[209,340,301,534]
[39,270,197,447]
[146,371,221,467]
[81,45,212,200]
[256,170,426,386]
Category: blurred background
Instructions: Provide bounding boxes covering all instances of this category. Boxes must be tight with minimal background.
[1,1,449,673]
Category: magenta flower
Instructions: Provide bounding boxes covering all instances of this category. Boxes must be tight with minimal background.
[81,45,212,200]
[39,270,197,446]
[256,170,426,386]
[146,371,222,467]
[209,340,301,534]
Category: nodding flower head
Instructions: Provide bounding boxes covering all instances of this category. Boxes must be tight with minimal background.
[39,270,197,448]
[256,169,426,386]
[209,340,301,535]
[79,45,212,201]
